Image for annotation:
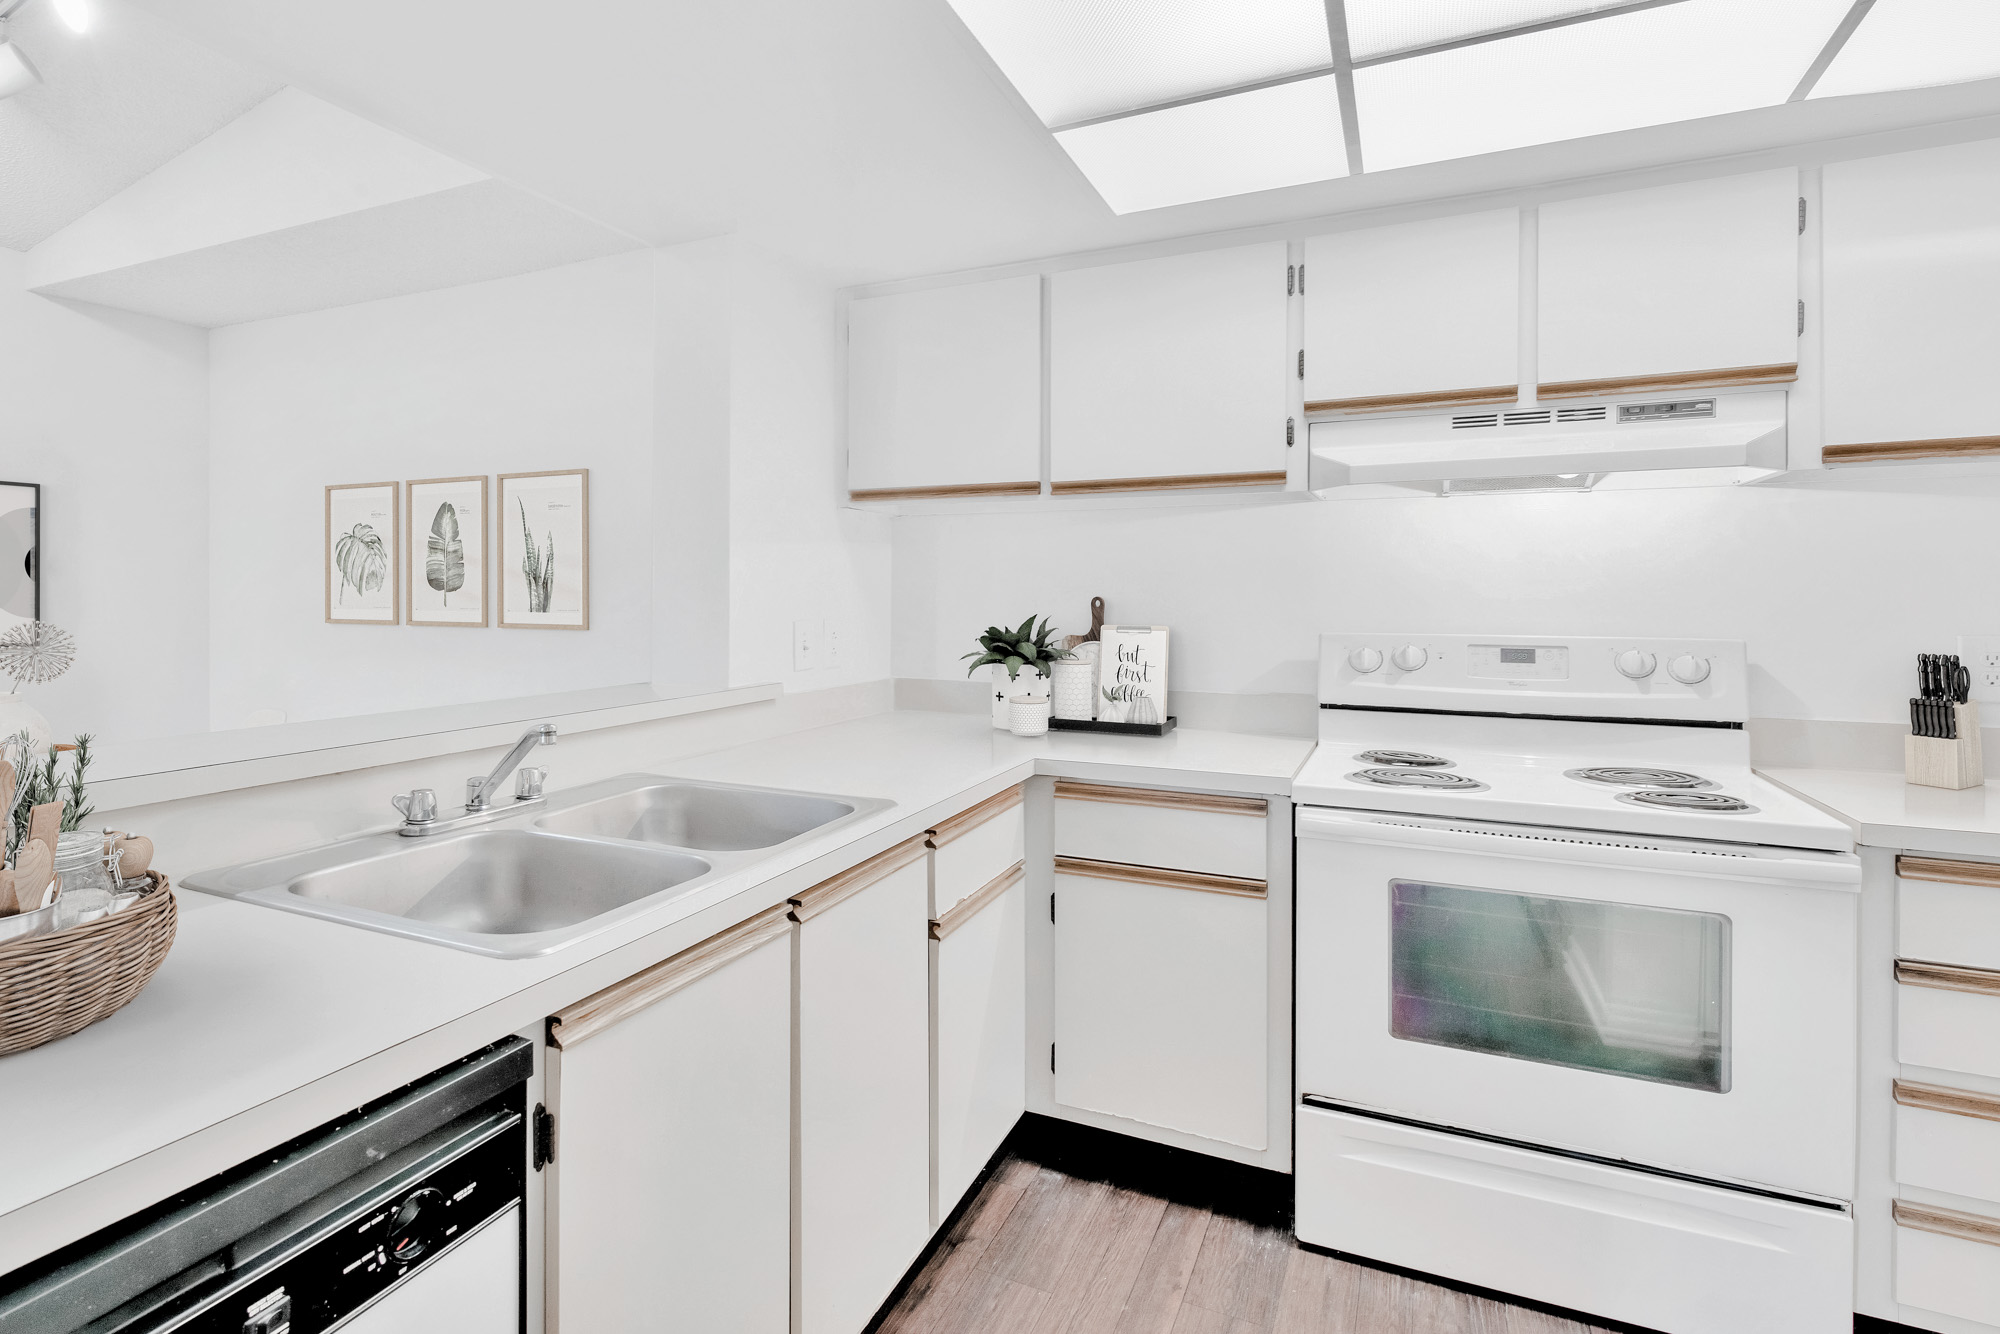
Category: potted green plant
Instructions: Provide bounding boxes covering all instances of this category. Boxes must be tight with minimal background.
[963,616,1073,730]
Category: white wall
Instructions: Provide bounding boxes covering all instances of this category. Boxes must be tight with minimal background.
[207,251,658,728]
[890,476,2000,728]
[0,249,210,744]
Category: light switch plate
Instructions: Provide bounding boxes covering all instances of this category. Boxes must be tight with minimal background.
[793,618,821,672]
[1957,636,2000,701]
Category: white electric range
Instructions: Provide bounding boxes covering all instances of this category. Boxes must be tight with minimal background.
[1293,634,1860,1334]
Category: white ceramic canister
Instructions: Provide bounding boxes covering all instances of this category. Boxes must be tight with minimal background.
[1050,657,1096,721]
[1008,694,1052,737]
[990,664,1049,729]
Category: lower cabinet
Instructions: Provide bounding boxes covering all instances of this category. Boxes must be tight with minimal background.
[794,838,934,1334]
[1052,857,1269,1150]
[934,862,1026,1214]
[545,905,793,1334]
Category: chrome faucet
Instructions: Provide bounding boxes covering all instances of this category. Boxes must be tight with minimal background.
[394,724,557,836]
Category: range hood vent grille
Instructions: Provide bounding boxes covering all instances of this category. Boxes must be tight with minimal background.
[1441,474,1597,496]
[1503,410,1552,426]
[1557,406,1609,422]
[1451,413,1499,429]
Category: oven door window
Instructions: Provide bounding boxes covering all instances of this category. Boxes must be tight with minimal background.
[1390,879,1731,1092]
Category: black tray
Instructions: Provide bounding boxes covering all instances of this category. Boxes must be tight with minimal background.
[1047,716,1177,738]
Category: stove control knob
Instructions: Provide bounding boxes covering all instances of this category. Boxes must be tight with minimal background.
[1391,644,1428,672]
[1347,646,1384,674]
[1614,649,1657,680]
[1667,653,1711,685]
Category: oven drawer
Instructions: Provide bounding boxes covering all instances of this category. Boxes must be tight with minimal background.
[1898,961,2000,1079]
[1053,780,1265,880]
[1896,1080,2000,1202]
[1296,1104,1853,1334]
[1898,856,2000,972]
[1895,1200,2000,1327]
[930,786,1024,914]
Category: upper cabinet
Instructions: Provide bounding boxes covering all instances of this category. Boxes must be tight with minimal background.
[1303,210,1520,413]
[1537,170,1800,398]
[1822,140,2000,464]
[847,275,1042,500]
[1050,243,1290,493]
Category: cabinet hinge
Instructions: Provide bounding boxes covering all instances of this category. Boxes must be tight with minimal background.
[1797,299,1805,336]
[1298,263,1305,293]
[533,1103,555,1171]
[1286,417,1295,448]
[1297,350,1304,380]
[1286,264,1295,296]
[1798,197,1807,234]
[1049,892,1055,922]
[1051,1043,1057,1072]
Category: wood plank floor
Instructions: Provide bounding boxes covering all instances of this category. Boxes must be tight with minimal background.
[873,1154,1617,1334]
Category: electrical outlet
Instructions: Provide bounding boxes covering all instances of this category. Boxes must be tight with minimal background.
[824,621,845,666]
[1957,636,2000,700]
[792,618,821,672]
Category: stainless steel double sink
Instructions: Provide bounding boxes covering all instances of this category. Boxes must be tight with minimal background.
[184,776,894,958]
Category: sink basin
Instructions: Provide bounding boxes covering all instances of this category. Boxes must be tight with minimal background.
[287,830,711,937]
[535,782,858,851]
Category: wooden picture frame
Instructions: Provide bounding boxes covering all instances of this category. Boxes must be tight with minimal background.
[406,475,488,628]
[325,481,400,625]
[498,469,589,630]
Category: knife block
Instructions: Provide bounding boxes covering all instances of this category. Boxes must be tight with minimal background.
[1907,701,1983,790]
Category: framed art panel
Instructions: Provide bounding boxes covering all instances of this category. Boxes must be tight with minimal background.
[407,475,488,627]
[325,481,399,625]
[0,481,38,635]
[498,469,589,630]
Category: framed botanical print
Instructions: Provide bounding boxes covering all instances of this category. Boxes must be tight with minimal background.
[498,469,589,630]
[325,481,399,625]
[406,475,488,627]
[0,481,38,635]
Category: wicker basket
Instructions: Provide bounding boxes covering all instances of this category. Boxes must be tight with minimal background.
[0,873,177,1057]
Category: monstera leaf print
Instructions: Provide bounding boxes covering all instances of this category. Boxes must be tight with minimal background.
[334,523,388,604]
[426,503,465,605]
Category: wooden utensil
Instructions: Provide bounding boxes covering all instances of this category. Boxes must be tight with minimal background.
[26,802,60,861]
[13,837,53,911]
[0,868,17,917]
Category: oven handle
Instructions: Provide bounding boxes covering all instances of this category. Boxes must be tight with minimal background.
[1295,806,1861,886]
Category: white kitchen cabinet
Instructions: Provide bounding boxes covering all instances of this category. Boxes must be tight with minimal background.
[545,905,792,1334]
[1895,1083,2000,1205]
[1897,962,2000,1080]
[934,865,1026,1217]
[847,274,1042,499]
[1895,1204,2000,1328]
[1303,209,1520,412]
[1824,139,2000,461]
[1537,170,1799,395]
[930,785,1024,914]
[1053,780,1267,881]
[1050,242,1290,492]
[1051,858,1268,1150]
[794,838,933,1334]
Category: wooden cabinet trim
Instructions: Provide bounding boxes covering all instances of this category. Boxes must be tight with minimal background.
[931,861,1024,940]
[548,903,791,1049]
[1823,436,2000,466]
[789,835,929,923]
[1895,1078,2000,1125]
[1049,472,1287,497]
[1054,855,1266,899]
[1894,1199,2000,1248]
[1898,854,2000,889]
[849,481,1040,503]
[1535,363,1797,401]
[1304,385,1518,416]
[927,785,1025,849]
[1053,779,1267,818]
[1896,958,2000,998]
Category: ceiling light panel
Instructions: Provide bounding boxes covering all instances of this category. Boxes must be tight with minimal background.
[1811,0,2000,99]
[945,0,1330,127]
[1355,0,1853,172]
[1346,0,1662,62]
[1055,74,1348,213]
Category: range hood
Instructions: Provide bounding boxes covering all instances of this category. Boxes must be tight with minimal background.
[1308,390,1787,494]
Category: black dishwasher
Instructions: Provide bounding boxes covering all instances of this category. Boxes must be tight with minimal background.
[0,1038,530,1334]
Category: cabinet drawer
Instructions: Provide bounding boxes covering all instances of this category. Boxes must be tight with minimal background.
[1896,1201,2000,1327]
[1896,1080,2000,1203]
[930,786,1024,914]
[1899,855,2000,972]
[1898,961,2000,1078]
[1053,780,1265,880]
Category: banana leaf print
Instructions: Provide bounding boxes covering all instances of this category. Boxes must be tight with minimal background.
[334,523,388,604]
[426,502,465,605]
[519,499,555,614]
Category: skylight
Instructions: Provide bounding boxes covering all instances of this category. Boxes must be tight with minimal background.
[945,0,2000,213]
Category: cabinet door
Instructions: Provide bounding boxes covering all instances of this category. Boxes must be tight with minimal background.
[1538,170,1799,396]
[795,840,933,1334]
[1050,242,1290,491]
[847,275,1042,498]
[1303,209,1520,412]
[1824,140,2000,456]
[1052,859,1267,1149]
[935,867,1026,1215]
[547,906,792,1334]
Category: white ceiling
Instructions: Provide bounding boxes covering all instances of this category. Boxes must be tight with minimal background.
[0,0,279,250]
[76,0,2000,285]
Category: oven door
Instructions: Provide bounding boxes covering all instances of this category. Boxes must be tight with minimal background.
[1296,806,1860,1199]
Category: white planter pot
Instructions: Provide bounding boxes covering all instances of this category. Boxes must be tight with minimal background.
[989,665,1048,729]
[1008,695,1051,737]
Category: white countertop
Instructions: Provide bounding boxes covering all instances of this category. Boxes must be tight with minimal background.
[0,711,1310,1273]
[1763,766,2000,859]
